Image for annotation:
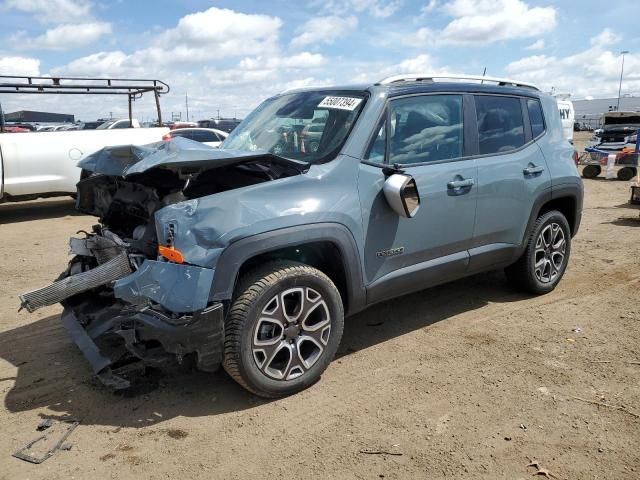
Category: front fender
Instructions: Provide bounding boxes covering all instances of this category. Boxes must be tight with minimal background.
[209,223,367,316]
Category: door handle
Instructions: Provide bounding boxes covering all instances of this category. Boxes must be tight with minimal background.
[447,178,475,189]
[523,165,545,175]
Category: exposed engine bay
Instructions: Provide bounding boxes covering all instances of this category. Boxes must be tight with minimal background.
[75,160,302,257]
[19,138,309,389]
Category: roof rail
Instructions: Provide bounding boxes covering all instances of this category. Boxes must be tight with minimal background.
[377,73,539,90]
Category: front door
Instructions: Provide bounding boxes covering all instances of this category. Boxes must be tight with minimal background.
[358,93,477,303]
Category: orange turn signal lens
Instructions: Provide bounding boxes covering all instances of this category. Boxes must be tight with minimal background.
[158,245,184,264]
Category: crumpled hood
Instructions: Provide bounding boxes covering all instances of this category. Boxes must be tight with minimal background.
[78,136,309,176]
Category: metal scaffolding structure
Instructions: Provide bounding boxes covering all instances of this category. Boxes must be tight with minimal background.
[0,75,170,131]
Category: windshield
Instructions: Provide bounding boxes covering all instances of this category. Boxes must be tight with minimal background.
[222,90,367,161]
[96,120,115,130]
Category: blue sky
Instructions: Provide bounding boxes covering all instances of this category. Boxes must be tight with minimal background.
[1,0,639,121]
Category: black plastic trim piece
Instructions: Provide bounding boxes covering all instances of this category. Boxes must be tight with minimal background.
[552,182,584,236]
[521,97,533,144]
[517,187,553,258]
[210,223,367,316]
[366,251,469,305]
[467,243,519,274]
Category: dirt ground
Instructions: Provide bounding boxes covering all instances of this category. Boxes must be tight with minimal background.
[1,137,639,479]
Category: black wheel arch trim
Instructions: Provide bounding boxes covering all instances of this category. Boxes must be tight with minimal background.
[209,223,367,316]
[551,181,583,237]
[518,181,583,259]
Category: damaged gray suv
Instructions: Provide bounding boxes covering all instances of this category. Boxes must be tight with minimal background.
[21,74,583,398]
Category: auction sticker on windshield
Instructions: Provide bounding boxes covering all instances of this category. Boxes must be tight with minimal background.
[318,96,362,111]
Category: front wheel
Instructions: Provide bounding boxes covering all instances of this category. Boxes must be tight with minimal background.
[505,210,571,294]
[223,261,344,398]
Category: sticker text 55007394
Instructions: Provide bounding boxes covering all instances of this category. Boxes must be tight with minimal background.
[318,96,362,111]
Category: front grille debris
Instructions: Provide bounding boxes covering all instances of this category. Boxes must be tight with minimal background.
[19,252,132,312]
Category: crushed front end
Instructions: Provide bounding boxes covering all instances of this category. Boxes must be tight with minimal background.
[19,193,224,389]
[19,139,308,389]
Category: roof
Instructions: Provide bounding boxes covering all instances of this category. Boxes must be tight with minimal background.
[281,80,543,99]
[383,81,543,98]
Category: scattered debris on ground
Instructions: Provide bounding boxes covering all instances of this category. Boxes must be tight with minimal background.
[12,419,79,464]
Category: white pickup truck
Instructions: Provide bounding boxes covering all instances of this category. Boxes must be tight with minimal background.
[0,127,168,203]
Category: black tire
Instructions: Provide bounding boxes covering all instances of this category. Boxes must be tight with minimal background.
[582,164,601,179]
[617,167,637,182]
[505,210,571,295]
[223,260,344,398]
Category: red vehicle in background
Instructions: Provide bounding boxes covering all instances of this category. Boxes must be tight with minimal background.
[0,125,29,133]
[170,121,198,130]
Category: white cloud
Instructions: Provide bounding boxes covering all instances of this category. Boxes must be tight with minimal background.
[1,0,93,24]
[314,0,401,18]
[525,39,545,51]
[505,29,640,98]
[291,15,357,48]
[240,52,327,70]
[441,0,556,45]
[0,55,40,75]
[351,54,445,83]
[52,51,135,77]
[155,7,282,60]
[405,0,556,47]
[14,22,111,50]
[590,28,620,47]
[420,0,438,15]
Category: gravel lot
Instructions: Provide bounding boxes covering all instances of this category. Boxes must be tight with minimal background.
[1,134,639,479]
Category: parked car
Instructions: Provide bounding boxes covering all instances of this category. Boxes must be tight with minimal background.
[96,118,141,129]
[590,111,640,151]
[21,74,582,398]
[163,127,227,147]
[0,126,168,203]
[197,118,242,133]
[80,121,104,130]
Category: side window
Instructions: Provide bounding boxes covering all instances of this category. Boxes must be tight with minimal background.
[113,121,131,129]
[475,95,525,154]
[364,118,386,163]
[388,95,464,165]
[171,130,189,139]
[192,130,218,142]
[527,98,545,138]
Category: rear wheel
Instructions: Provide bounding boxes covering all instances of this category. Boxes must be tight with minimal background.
[582,164,601,179]
[617,167,637,182]
[223,261,344,398]
[505,210,571,294]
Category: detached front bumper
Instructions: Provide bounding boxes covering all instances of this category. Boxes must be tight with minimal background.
[60,302,224,389]
[19,230,223,389]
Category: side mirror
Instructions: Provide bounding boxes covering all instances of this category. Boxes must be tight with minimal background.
[383,173,420,218]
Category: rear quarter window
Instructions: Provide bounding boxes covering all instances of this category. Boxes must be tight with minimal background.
[527,99,545,138]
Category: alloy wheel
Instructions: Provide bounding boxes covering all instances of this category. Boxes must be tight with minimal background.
[252,287,331,381]
[534,222,566,283]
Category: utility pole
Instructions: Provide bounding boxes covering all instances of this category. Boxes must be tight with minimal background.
[217,109,220,120]
[185,93,190,122]
[617,50,629,111]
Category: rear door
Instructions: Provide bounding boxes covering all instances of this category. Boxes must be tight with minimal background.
[469,94,551,271]
[358,93,478,302]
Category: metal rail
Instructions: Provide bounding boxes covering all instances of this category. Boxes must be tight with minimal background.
[0,75,170,129]
[377,73,539,90]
